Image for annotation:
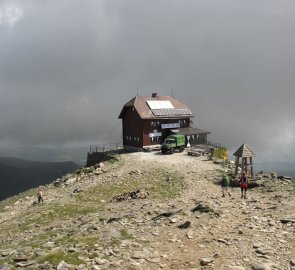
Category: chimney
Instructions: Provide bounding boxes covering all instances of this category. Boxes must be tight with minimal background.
[152,93,158,98]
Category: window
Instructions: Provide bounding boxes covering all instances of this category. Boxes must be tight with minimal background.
[151,121,157,127]
[150,136,161,143]
[151,121,159,127]
[179,120,186,127]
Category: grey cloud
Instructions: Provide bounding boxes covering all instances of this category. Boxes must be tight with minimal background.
[0,0,295,163]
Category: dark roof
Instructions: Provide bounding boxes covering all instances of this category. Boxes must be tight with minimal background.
[172,127,210,136]
[233,144,255,157]
[119,95,194,119]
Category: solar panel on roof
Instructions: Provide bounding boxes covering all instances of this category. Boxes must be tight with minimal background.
[147,100,174,109]
[152,109,192,116]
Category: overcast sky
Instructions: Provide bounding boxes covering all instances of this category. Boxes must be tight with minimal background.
[0,0,295,164]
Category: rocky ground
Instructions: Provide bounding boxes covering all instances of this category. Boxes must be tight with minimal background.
[0,151,294,270]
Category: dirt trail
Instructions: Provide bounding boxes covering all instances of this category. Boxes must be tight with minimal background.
[119,152,295,269]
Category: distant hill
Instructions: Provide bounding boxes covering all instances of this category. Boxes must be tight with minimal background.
[0,156,80,201]
[255,161,295,172]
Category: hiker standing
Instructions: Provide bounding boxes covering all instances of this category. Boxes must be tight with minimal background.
[239,172,249,199]
[37,189,44,203]
[221,174,231,197]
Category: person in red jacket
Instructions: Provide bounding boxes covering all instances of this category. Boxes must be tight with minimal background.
[239,172,249,199]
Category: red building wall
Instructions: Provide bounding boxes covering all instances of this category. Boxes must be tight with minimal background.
[122,105,192,148]
[122,107,143,147]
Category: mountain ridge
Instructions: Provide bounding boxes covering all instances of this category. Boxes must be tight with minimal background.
[0,156,80,201]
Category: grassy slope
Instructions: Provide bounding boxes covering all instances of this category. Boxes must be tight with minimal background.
[0,157,187,268]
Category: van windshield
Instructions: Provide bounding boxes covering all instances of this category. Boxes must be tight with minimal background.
[164,138,175,144]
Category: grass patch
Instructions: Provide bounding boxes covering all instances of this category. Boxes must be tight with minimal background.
[77,184,129,204]
[50,203,97,219]
[120,229,134,240]
[54,234,100,249]
[18,203,98,230]
[136,239,150,244]
[54,235,77,247]
[77,168,186,204]
[111,239,121,246]
[0,258,9,265]
[127,267,137,270]
[105,154,121,164]
[39,250,84,266]
[16,232,99,253]
[54,235,99,248]
[17,230,57,249]
[82,235,99,248]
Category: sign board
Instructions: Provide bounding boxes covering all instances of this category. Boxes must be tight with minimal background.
[149,132,162,138]
[161,123,181,129]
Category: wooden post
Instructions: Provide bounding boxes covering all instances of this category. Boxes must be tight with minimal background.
[250,157,253,177]
[235,157,239,175]
[244,157,247,175]
[241,157,245,175]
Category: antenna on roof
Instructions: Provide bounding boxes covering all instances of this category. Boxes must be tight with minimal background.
[171,89,174,97]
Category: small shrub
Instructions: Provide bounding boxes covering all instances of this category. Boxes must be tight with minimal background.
[212,147,228,160]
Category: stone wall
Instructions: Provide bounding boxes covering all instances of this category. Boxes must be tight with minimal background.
[86,151,120,167]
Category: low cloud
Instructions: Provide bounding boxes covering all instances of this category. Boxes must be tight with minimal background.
[0,0,295,164]
[0,5,23,27]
